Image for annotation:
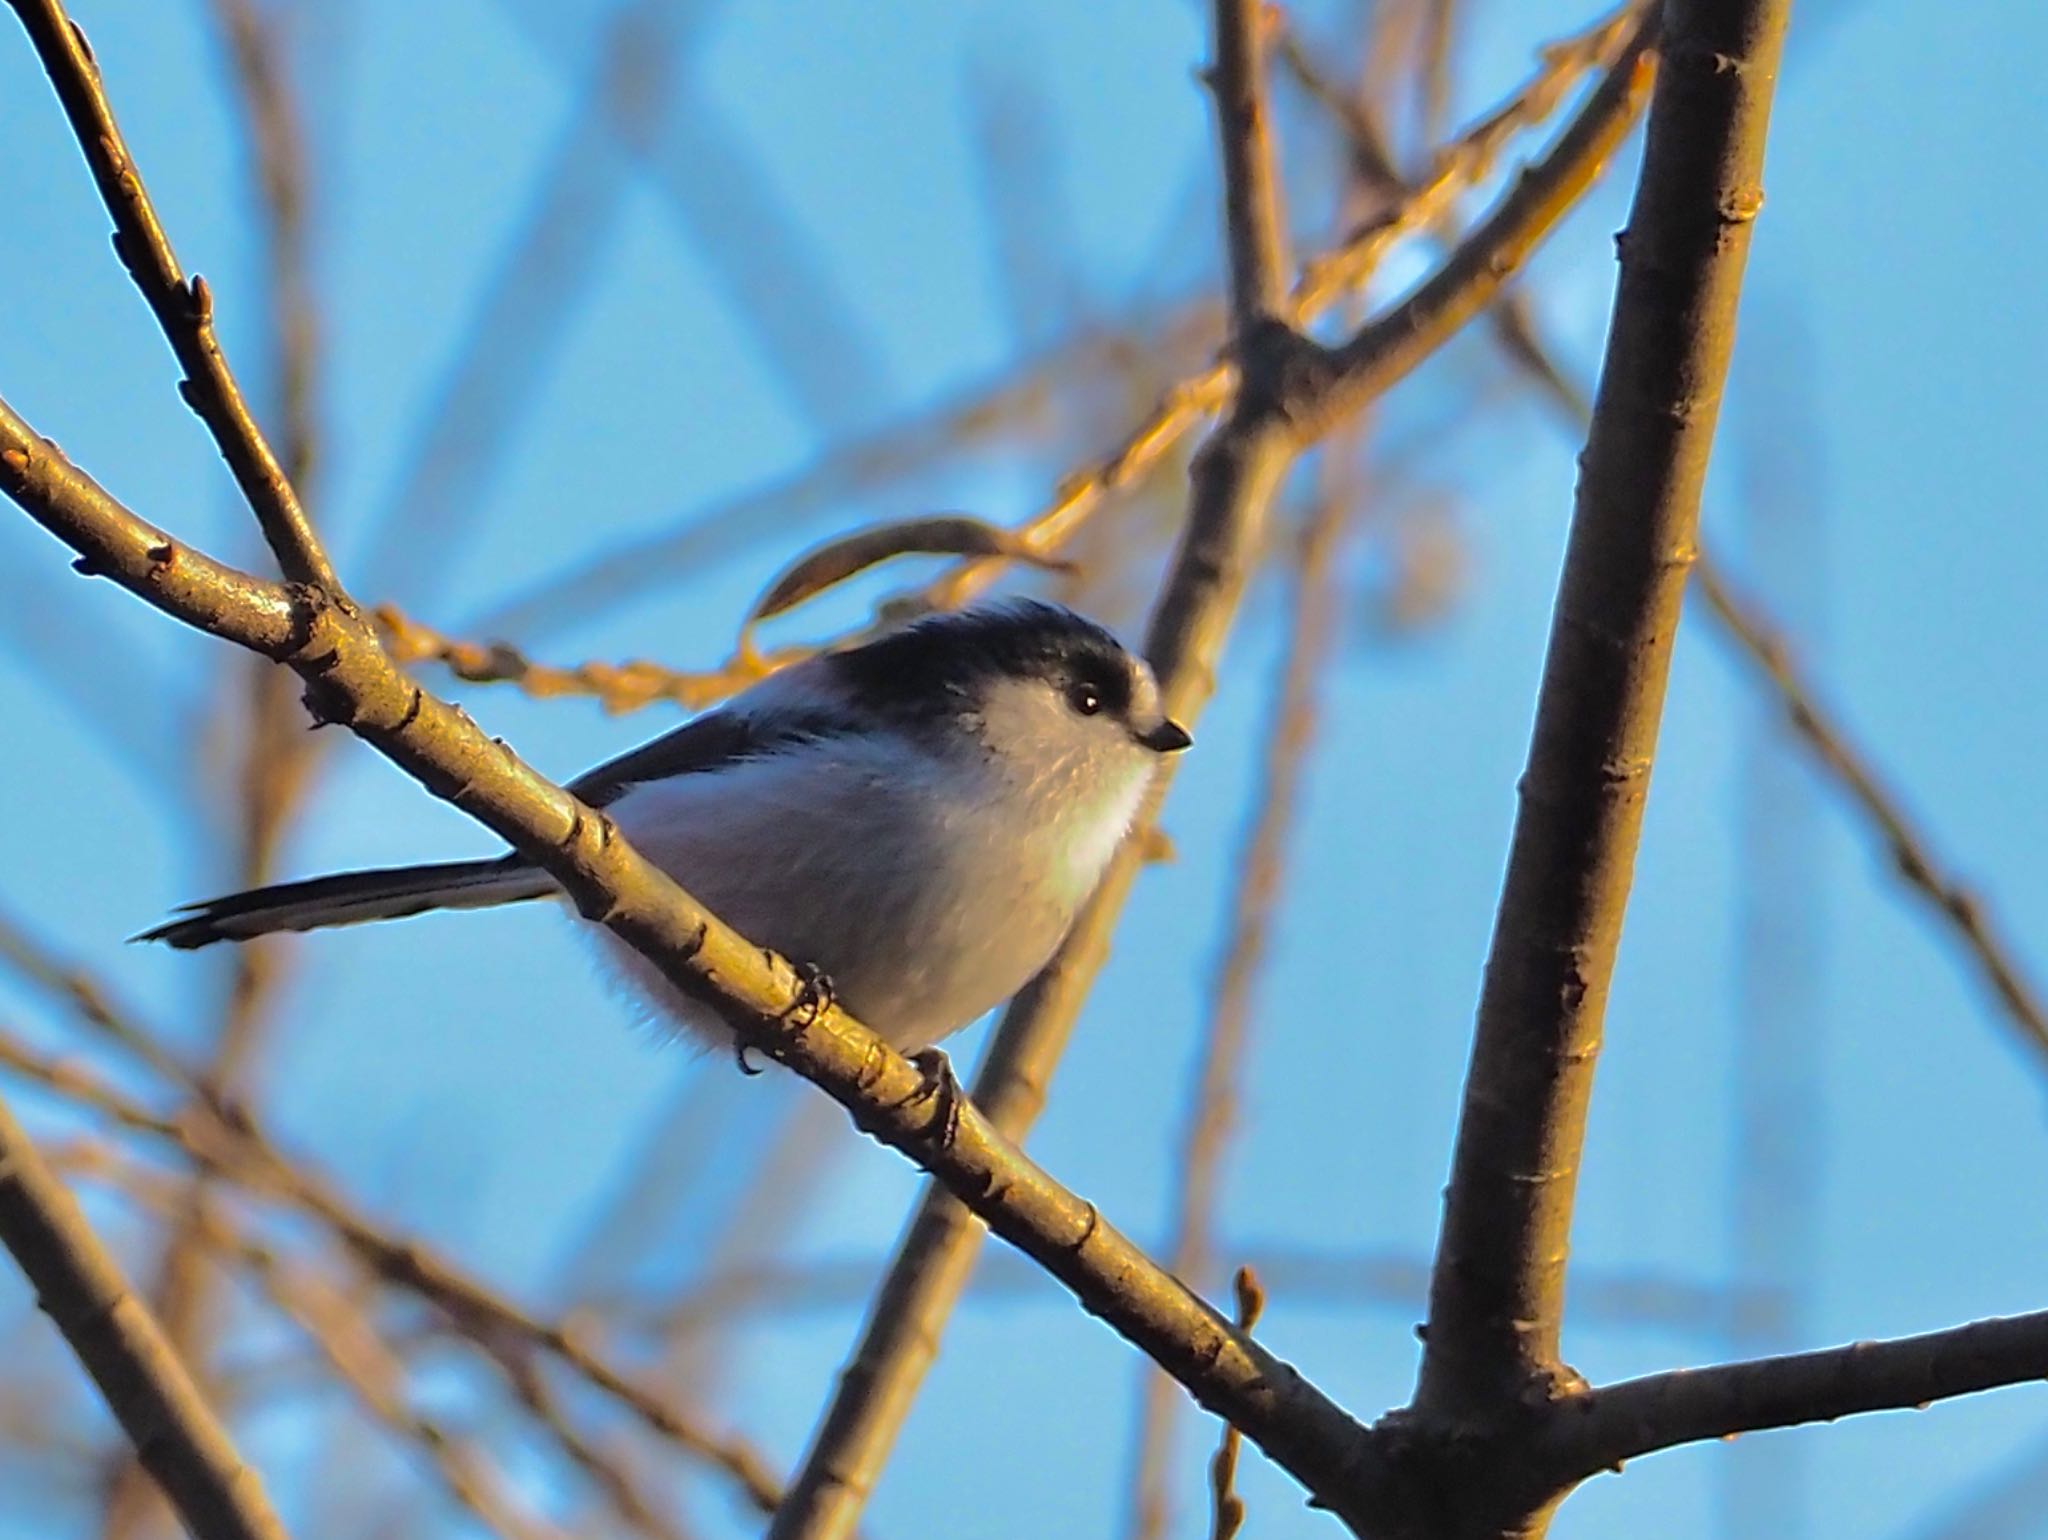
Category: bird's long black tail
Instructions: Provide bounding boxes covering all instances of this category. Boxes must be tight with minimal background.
[135,856,557,950]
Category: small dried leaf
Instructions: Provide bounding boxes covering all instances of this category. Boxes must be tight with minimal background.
[744,514,1078,632]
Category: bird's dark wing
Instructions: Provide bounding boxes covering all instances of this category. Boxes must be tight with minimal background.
[567,703,859,808]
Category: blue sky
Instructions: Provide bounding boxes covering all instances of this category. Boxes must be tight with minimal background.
[1,1,2044,1537]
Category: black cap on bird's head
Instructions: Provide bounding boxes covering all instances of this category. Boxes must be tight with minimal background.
[829,600,1192,754]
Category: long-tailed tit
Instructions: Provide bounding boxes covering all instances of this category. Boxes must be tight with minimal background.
[140,601,1191,1053]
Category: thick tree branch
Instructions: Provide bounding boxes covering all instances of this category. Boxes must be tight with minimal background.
[1547,1310,2048,1480]
[1414,0,1793,1425]
[0,1090,291,1540]
[7,0,337,591]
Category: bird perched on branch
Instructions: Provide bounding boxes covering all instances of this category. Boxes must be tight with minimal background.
[141,601,1190,1054]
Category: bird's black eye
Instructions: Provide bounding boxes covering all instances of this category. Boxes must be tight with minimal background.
[1067,681,1104,717]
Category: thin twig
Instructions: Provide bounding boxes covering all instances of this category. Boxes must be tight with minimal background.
[257,1265,560,1540]
[1416,0,1460,150]
[1546,1310,2048,1481]
[1211,0,1290,323]
[500,1355,697,1540]
[0,907,194,1091]
[6,0,338,590]
[0,1088,290,1540]
[609,1247,1785,1340]
[375,603,788,715]
[1207,1268,1265,1540]
[1695,565,2048,1062]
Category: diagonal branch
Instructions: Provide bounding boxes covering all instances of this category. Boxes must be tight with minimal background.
[1288,24,2048,1081]
[1126,474,1354,1540]
[481,8,1629,648]
[1546,1309,2048,1481]
[113,26,334,1540]
[0,390,1379,1527]
[0,1000,788,1518]
[765,12,1303,1532]
[1694,565,2048,1063]
[1412,0,1793,1424]
[1302,11,1655,430]
[0,1089,291,1540]
[91,1163,561,1540]
[8,0,337,592]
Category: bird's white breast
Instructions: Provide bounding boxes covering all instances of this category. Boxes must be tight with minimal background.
[588,728,1152,1051]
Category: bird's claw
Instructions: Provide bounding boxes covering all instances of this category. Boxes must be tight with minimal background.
[736,963,835,1077]
[903,1046,964,1149]
[783,961,835,1029]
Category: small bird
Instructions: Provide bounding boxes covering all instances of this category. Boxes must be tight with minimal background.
[140,601,1191,1053]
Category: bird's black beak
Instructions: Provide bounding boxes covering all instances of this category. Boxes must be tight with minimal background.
[1136,718,1192,754]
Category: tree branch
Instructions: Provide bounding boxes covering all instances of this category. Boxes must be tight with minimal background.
[1413,0,1793,1424]
[1127,472,1353,1540]
[1547,1309,2048,1480]
[0,388,1378,1526]
[1302,10,1655,430]
[1694,564,2048,1064]
[0,1089,291,1540]
[1210,0,1290,323]
[112,11,331,1533]
[7,0,338,591]
[0,1013,788,1517]
[1293,24,2048,1080]
[763,7,1309,1533]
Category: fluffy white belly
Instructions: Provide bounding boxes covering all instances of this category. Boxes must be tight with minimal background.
[590,748,1096,1051]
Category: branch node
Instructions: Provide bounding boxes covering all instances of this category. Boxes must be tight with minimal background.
[393,685,425,735]
[901,1048,964,1150]
[1719,184,1766,224]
